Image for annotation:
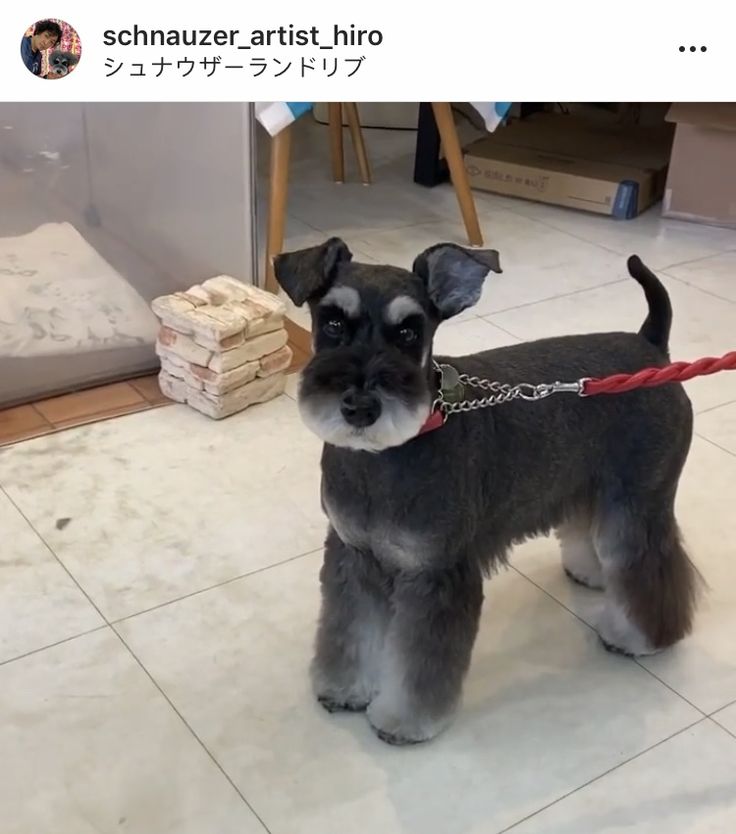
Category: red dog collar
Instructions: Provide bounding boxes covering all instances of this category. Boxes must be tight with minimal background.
[418,407,446,435]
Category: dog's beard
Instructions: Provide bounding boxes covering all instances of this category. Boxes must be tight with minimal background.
[298,389,431,452]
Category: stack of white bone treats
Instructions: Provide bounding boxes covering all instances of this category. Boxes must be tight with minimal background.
[151,276,292,419]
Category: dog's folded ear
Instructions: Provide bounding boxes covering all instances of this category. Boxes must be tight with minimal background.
[273,237,353,306]
[412,243,502,319]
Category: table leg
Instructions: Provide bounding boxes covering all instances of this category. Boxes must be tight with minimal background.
[328,103,345,183]
[413,102,448,187]
[430,102,483,247]
[265,125,292,294]
[344,103,372,185]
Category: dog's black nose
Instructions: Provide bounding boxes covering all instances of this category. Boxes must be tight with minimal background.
[340,390,381,428]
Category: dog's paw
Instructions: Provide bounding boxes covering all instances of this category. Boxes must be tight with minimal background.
[598,635,638,658]
[366,696,449,746]
[564,566,605,591]
[311,670,373,715]
[372,726,424,746]
[596,602,660,658]
[559,534,606,591]
[317,694,369,714]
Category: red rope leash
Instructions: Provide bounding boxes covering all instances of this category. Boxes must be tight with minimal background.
[420,351,736,435]
[583,351,736,396]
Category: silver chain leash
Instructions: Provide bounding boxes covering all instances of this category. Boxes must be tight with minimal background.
[432,361,587,418]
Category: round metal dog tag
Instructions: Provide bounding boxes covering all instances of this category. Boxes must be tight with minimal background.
[439,364,465,403]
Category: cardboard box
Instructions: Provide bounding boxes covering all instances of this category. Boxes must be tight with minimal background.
[663,104,736,228]
[464,114,674,218]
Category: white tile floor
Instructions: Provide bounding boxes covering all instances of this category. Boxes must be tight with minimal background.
[3,116,736,832]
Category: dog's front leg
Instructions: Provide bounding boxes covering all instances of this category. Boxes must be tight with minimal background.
[367,560,484,745]
[311,528,392,714]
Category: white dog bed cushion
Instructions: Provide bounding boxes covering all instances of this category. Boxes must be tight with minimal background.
[0,221,159,359]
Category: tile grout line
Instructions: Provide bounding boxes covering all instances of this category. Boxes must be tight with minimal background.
[111,546,324,625]
[0,479,322,630]
[480,278,628,320]
[0,491,274,823]
[709,696,736,719]
[508,566,594,636]
[509,564,707,717]
[661,271,736,307]
[295,213,459,240]
[0,480,321,665]
[463,316,523,342]
[494,717,707,834]
[111,625,273,834]
[488,204,736,298]
[709,715,736,741]
[294,206,521,256]
[629,661,709,717]
[659,252,734,271]
[0,405,53,448]
[478,319,523,343]
[432,313,521,340]
[502,206,736,275]
[0,488,284,832]
[499,205,642,260]
[695,432,736,459]
[0,625,109,669]
[695,398,736,417]
[29,404,54,437]
[660,248,736,275]
[0,484,111,627]
[0,487,280,831]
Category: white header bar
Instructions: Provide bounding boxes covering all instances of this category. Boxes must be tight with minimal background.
[3,0,731,101]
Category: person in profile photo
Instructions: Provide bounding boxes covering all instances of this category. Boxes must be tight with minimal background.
[21,20,63,78]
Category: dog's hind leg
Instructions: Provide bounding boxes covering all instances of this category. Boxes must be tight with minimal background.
[557,514,605,590]
[367,559,483,745]
[592,499,701,657]
[311,528,392,713]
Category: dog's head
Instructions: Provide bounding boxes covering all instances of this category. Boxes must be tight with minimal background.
[274,238,501,452]
[47,51,79,77]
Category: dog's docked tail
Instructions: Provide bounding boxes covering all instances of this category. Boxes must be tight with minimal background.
[628,255,672,352]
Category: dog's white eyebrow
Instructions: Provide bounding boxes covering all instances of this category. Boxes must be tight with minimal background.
[385,295,423,325]
[320,286,361,318]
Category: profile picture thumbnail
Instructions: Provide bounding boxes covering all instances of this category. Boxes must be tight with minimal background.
[21,19,82,80]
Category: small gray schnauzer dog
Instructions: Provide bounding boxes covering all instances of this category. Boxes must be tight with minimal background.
[274,238,700,745]
[47,51,80,77]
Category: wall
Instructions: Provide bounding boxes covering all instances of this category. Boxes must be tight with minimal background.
[0,102,257,294]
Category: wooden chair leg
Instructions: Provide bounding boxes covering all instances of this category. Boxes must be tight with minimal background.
[343,103,372,185]
[430,102,483,247]
[265,125,292,294]
[328,103,345,183]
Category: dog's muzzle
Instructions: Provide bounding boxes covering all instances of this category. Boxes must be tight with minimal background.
[340,389,381,428]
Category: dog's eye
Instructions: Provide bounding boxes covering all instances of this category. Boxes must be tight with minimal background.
[398,326,418,345]
[323,319,345,339]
